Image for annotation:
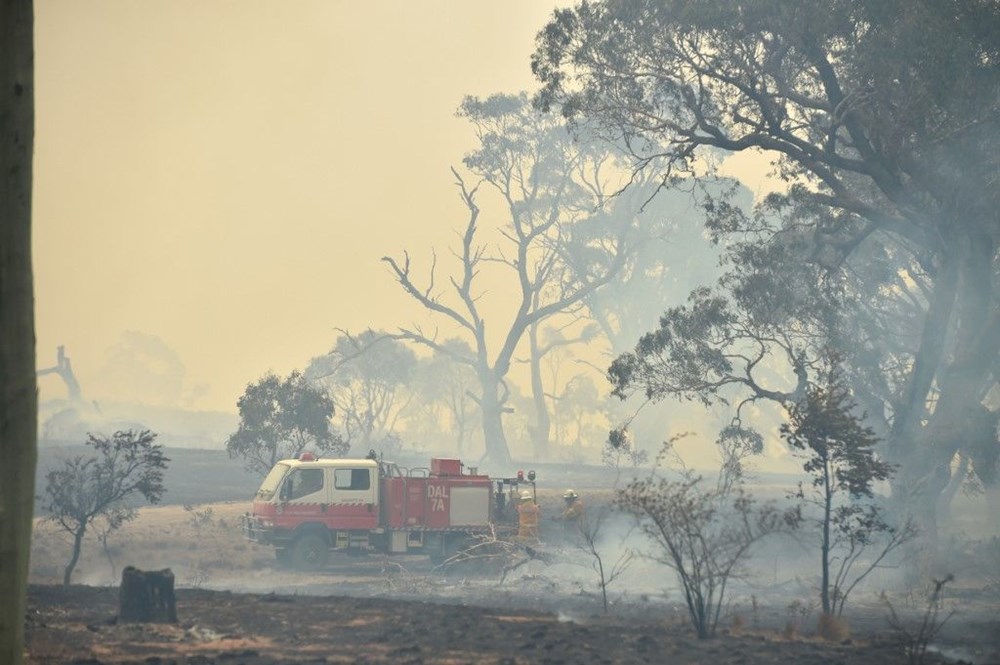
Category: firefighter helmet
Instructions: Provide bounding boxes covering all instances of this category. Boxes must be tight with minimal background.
[562,489,578,499]
[520,490,533,501]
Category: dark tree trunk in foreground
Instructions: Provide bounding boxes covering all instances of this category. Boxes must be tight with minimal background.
[0,2,36,664]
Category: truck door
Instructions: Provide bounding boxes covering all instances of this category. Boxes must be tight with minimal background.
[330,466,378,529]
[278,467,328,527]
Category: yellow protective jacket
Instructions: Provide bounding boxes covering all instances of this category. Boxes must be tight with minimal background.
[560,499,584,523]
[516,501,540,540]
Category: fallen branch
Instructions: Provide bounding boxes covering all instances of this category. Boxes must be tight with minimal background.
[433,525,553,582]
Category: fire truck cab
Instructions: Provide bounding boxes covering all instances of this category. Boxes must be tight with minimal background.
[242,453,530,570]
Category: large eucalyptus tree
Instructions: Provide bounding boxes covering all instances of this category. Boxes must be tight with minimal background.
[535,0,1000,535]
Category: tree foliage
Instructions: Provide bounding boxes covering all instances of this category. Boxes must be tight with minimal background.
[535,0,1000,534]
[408,338,480,454]
[43,430,168,585]
[306,330,417,453]
[781,369,915,615]
[227,371,344,476]
[714,423,765,496]
[576,179,732,354]
[383,92,635,464]
[605,194,899,431]
[601,426,648,487]
[535,0,999,222]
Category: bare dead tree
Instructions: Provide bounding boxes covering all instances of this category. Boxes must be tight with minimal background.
[36,346,82,402]
[384,94,633,464]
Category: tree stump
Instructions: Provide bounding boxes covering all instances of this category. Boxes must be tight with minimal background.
[119,566,177,623]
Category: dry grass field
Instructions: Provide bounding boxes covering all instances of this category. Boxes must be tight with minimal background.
[30,501,262,588]
[28,488,616,588]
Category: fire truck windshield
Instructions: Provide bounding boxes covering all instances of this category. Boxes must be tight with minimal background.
[255,463,290,500]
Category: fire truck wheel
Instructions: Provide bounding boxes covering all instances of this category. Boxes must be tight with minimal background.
[275,548,291,567]
[290,533,329,571]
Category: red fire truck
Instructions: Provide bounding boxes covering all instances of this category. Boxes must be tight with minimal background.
[241,453,536,570]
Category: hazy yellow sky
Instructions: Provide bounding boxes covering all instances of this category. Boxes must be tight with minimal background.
[34,1,778,417]
[34,1,582,411]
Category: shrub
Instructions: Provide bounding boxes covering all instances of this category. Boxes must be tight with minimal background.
[617,473,799,638]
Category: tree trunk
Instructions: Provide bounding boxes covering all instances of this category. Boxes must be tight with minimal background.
[906,235,998,550]
[821,475,832,615]
[478,373,512,466]
[886,257,958,465]
[63,527,86,586]
[0,2,36,664]
[99,532,118,582]
[528,325,550,458]
[935,452,969,525]
[455,395,469,455]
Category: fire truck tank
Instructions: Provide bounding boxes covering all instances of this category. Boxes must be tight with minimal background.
[381,459,491,529]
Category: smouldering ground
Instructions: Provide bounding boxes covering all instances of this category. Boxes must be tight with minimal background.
[28,497,1000,664]
[26,583,985,665]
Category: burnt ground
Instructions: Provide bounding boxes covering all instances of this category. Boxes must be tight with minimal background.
[25,483,1000,664]
[24,575,1000,665]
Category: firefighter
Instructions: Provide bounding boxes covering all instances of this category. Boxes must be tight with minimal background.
[515,489,540,542]
[554,489,584,533]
